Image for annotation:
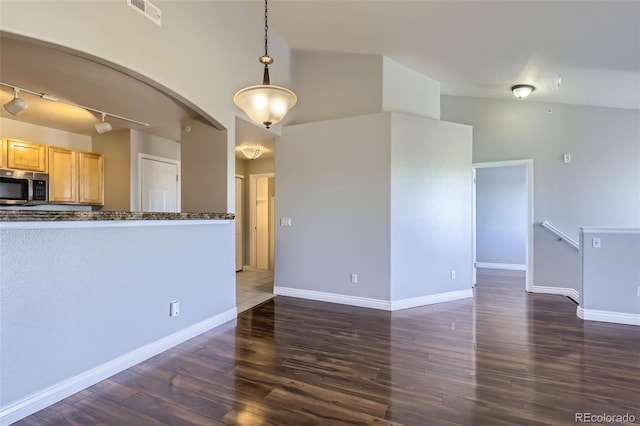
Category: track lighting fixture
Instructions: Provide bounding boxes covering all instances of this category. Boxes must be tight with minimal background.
[0,81,149,129]
[4,87,28,115]
[95,113,113,134]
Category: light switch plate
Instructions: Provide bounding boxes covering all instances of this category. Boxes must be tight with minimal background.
[592,237,601,249]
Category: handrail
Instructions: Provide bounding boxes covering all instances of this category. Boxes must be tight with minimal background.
[541,221,579,250]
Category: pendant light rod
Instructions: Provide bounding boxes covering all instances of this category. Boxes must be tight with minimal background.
[0,81,149,127]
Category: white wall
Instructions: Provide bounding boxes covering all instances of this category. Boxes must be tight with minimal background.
[383,58,440,120]
[580,228,640,324]
[441,96,640,294]
[275,113,392,300]
[390,113,473,300]
[0,222,236,421]
[475,165,527,266]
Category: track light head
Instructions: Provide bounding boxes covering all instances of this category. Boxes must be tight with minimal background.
[94,113,113,134]
[4,88,28,115]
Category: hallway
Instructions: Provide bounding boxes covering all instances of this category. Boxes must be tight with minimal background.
[236,269,274,313]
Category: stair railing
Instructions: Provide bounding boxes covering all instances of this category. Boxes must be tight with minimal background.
[541,221,579,250]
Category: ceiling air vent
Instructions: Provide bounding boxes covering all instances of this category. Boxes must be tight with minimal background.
[127,0,161,26]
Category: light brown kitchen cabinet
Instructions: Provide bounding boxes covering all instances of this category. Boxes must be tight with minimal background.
[48,146,78,203]
[4,138,47,172]
[78,152,104,205]
[0,139,6,168]
[48,147,103,205]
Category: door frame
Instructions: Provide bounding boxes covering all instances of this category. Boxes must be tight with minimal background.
[472,159,534,292]
[138,153,181,212]
[235,175,245,272]
[249,172,274,270]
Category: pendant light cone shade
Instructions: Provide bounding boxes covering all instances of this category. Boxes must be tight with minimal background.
[4,88,28,115]
[95,113,113,134]
[234,85,297,129]
[512,84,535,99]
[233,0,296,129]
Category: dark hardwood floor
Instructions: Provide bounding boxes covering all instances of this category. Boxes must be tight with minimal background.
[15,269,640,425]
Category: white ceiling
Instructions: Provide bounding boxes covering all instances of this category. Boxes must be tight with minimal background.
[248,0,640,110]
[1,1,637,156]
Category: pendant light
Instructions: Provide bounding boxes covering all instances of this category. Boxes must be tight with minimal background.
[233,0,297,129]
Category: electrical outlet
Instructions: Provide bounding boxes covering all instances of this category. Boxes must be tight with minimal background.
[450,270,456,280]
[350,273,358,284]
[169,301,180,317]
[637,287,640,298]
[592,237,601,249]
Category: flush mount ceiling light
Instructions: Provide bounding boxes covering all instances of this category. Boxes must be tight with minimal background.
[238,144,266,160]
[512,84,535,99]
[95,113,113,134]
[4,87,28,115]
[233,0,297,129]
[0,81,149,131]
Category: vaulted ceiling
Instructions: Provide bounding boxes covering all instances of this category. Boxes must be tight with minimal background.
[1,1,638,152]
[250,0,639,111]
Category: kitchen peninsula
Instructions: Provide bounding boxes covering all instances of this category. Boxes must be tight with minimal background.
[0,209,237,424]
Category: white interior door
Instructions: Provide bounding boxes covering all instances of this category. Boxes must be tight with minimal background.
[140,156,180,212]
[235,176,243,272]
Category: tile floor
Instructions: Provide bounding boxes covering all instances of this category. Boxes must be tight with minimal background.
[236,269,274,313]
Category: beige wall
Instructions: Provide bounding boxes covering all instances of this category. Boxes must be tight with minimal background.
[0,117,91,151]
[181,120,228,213]
[92,130,131,211]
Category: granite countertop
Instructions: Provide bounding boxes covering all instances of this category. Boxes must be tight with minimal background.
[0,210,235,222]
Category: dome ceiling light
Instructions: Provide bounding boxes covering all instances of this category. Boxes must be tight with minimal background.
[512,84,535,100]
[233,0,297,129]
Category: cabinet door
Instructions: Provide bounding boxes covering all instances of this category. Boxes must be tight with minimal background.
[48,147,78,203]
[78,152,104,205]
[6,139,47,172]
[0,139,6,168]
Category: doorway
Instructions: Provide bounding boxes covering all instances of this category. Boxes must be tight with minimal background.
[138,154,180,212]
[473,160,533,291]
[249,173,275,271]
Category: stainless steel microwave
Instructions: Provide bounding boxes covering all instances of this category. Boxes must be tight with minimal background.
[0,168,49,206]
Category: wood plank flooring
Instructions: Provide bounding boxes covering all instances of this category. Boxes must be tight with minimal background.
[14,269,640,425]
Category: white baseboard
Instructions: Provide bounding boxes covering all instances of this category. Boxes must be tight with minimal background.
[274,286,390,310]
[531,285,580,304]
[274,287,473,312]
[0,308,237,426]
[476,262,527,271]
[577,307,640,326]
[390,289,474,311]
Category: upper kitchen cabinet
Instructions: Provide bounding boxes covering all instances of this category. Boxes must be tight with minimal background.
[49,147,104,206]
[0,139,6,168]
[78,152,104,205]
[4,138,48,172]
[48,146,78,203]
